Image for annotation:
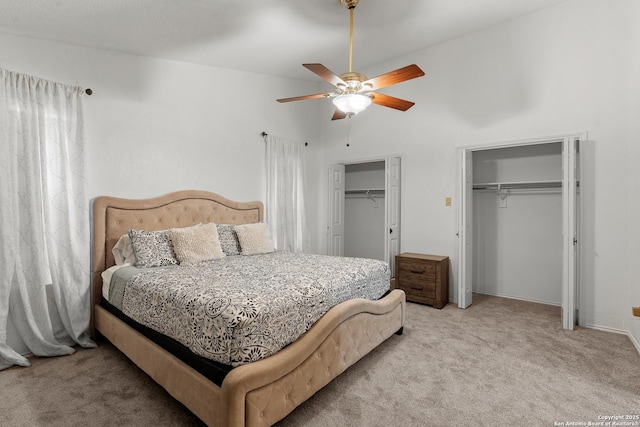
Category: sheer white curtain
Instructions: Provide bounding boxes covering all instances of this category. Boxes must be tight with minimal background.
[0,69,95,370]
[265,134,308,252]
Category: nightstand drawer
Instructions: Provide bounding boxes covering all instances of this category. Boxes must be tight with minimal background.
[397,279,436,299]
[398,260,436,281]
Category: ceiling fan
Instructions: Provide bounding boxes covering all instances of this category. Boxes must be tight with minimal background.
[277,0,425,120]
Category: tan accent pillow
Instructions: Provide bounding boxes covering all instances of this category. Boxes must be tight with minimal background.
[170,223,225,264]
[234,223,274,255]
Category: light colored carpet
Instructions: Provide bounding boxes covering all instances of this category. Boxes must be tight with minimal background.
[1,294,639,427]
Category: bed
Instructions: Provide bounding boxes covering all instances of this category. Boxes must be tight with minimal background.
[91,190,406,426]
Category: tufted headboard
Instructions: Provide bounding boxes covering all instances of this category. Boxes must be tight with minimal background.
[91,190,263,332]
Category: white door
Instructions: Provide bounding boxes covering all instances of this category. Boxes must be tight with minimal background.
[561,136,579,330]
[457,149,473,308]
[386,157,401,277]
[328,164,345,256]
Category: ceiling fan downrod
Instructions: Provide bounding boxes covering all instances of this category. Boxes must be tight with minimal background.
[341,0,359,73]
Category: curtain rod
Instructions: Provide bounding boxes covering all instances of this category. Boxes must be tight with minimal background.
[261,131,308,146]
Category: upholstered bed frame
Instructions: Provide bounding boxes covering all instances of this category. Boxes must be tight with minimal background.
[91,190,405,426]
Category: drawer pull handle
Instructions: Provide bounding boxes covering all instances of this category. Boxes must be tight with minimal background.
[410,269,425,274]
[410,286,423,291]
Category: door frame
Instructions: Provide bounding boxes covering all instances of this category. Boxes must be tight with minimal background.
[328,155,403,275]
[456,133,585,330]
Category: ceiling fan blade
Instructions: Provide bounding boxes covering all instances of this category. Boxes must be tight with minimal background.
[331,109,347,121]
[303,63,346,87]
[277,93,332,103]
[370,93,415,111]
[363,64,425,91]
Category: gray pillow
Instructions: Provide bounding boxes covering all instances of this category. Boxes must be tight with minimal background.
[128,229,179,268]
[217,224,242,256]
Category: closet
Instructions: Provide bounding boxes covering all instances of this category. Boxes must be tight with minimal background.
[328,157,401,276]
[472,143,563,306]
[344,161,386,261]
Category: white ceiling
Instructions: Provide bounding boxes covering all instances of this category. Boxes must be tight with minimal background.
[0,0,567,81]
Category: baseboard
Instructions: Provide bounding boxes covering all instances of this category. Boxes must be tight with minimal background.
[628,331,640,355]
[584,323,628,335]
[584,323,640,356]
[472,290,561,307]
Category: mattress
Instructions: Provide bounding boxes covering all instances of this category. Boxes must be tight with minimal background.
[105,251,390,367]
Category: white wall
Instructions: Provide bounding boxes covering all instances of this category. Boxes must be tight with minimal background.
[0,32,323,355]
[473,192,562,304]
[0,33,323,202]
[310,0,640,336]
[473,144,562,183]
[626,2,640,351]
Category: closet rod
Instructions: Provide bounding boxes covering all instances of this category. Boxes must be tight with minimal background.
[260,131,308,146]
[472,181,563,190]
[345,189,385,195]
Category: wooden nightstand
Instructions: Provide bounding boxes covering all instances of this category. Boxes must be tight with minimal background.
[395,253,449,308]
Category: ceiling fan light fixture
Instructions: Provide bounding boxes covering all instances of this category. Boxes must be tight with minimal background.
[332,93,371,115]
[276,0,424,120]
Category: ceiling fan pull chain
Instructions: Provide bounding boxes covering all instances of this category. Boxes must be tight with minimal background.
[346,116,351,147]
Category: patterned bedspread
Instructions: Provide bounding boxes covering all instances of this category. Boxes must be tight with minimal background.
[108,252,390,366]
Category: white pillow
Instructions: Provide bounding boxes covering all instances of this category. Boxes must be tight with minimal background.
[112,234,136,265]
[234,223,274,255]
[170,223,225,265]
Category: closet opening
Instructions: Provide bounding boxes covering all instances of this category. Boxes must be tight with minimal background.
[328,156,401,276]
[344,162,386,261]
[457,134,583,330]
[473,143,563,306]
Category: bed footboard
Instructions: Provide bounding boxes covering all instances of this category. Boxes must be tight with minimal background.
[96,289,405,427]
[221,289,406,427]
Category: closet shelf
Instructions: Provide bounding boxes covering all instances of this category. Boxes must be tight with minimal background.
[473,180,562,190]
